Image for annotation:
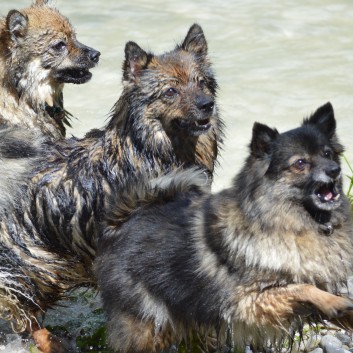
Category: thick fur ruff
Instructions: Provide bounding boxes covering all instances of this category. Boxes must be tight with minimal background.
[0,23,222,334]
[95,102,353,353]
[0,0,99,140]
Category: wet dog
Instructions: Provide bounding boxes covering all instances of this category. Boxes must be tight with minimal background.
[0,0,100,140]
[95,102,353,352]
[0,24,222,353]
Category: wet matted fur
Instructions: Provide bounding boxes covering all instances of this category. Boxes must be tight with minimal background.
[0,0,100,140]
[95,102,353,353]
[0,127,46,210]
[0,23,223,350]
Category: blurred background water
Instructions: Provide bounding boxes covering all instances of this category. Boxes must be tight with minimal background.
[0,0,353,190]
[1,0,353,351]
[2,0,353,192]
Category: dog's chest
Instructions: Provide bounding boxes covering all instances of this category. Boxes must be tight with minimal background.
[234,224,352,287]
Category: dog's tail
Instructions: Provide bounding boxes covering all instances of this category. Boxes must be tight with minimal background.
[104,167,209,231]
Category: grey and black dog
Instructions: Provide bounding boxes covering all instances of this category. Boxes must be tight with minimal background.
[95,102,353,353]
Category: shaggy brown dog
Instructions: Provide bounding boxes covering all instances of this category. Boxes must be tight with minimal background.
[0,0,100,140]
[0,24,222,353]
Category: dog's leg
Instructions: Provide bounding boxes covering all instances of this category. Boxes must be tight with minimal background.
[31,327,71,353]
[108,311,176,353]
[245,284,353,326]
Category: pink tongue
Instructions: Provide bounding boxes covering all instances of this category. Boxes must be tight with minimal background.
[323,191,333,201]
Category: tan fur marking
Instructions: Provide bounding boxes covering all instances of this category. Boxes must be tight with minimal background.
[23,7,73,35]
[111,313,175,353]
[32,328,68,353]
[239,284,353,327]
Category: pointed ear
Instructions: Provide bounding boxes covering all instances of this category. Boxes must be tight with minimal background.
[181,23,208,59]
[32,0,50,5]
[250,122,279,157]
[303,102,336,138]
[123,41,149,82]
[6,10,28,41]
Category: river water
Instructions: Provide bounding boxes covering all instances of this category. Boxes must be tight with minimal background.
[2,0,353,191]
[1,0,353,351]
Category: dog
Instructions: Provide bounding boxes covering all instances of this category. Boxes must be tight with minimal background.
[0,23,222,353]
[0,0,100,140]
[95,102,353,353]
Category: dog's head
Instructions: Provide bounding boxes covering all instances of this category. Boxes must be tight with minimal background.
[250,102,344,213]
[2,0,100,103]
[120,23,219,138]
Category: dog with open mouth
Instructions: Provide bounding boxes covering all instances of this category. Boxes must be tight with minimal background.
[0,23,222,353]
[0,0,100,140]
[95,102,353,353]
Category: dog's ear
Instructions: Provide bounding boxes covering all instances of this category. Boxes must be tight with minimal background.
[6,10,28,42]
[123,41,149,82]
[32,0,50,6]
[304,102,336,139]
[250,122,279,157]
[181,23,208,59]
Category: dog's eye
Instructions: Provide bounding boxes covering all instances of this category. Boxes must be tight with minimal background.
[52,41,67,51]
[164,87,178,98]
[198,79,205,89]
[293,159,307,171]
[324,150,332,159]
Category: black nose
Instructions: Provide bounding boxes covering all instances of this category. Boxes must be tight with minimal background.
[196,96,214,113]
[326,165,341,179]
[88,49,101,63]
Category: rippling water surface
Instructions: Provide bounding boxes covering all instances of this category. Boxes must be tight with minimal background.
[1,0,353,351]
[2,0,353,190]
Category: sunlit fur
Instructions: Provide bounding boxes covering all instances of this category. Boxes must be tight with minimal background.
[0,128,45,209]
[0,23,222,338]
[95,102,353,353]
[0,0,99,140]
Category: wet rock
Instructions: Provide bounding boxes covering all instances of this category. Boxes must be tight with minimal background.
[320,334,344,353]
[300,333,322,351]
[309,348,324,353]
[335,332,352,347]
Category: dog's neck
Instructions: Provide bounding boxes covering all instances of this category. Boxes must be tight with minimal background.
[0,56,66,139]
[304,205,335,235]
[9,58,64,110]
[167,133,216,176]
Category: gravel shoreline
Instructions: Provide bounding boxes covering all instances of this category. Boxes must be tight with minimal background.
[0,280,353,353]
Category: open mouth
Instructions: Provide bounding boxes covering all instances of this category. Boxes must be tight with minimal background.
[175,118,211,136]
[316,183,340,203]
[53,68,92,84]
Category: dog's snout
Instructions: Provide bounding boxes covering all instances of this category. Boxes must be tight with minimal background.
[76,40,101,64]
[197,96,214,113]
[88,48,101,64]
[326,165,341,179]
